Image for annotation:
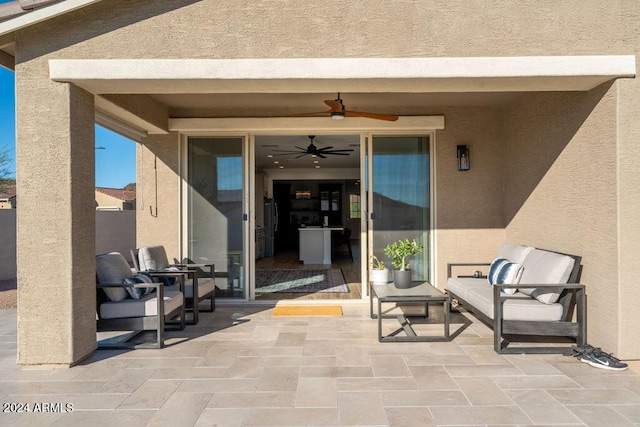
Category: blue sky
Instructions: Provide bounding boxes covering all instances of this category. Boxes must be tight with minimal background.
[0,67,136,188]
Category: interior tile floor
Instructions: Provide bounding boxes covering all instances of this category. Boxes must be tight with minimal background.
[2,304,640,426]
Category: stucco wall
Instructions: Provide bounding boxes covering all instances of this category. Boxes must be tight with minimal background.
[502,84,622,354]
[11,0,640,359]
[15,76,97,365]
[136,133,181,261]
[434,107,506,289]
[14,0,635,60]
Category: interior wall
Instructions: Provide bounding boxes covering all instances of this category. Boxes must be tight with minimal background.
[502,84,621,355]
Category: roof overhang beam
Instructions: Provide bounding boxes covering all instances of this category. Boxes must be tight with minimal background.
[50,56,636,95]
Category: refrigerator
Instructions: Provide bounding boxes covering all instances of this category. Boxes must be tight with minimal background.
[264,198,277,257]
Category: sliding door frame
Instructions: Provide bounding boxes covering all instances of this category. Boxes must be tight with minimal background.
[176,117,443,301]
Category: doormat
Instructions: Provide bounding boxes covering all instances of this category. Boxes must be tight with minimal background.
[255,269,349,293]
[273,305,343,317]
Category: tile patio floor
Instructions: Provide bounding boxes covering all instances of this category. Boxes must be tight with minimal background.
[1,303,640,426]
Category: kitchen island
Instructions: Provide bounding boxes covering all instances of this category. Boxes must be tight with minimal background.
[298,226,344,264]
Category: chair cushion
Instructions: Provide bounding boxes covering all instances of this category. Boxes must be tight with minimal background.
[487,258,523,295]
[96,252,135,302]
[519,249,575,304]
[99,290,184,319]
[138,245,171,271]
[496,243,535,264]
[165,277,215,299]
[124,273,156,300]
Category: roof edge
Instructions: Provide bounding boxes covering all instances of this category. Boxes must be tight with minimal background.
[0,0,104,36]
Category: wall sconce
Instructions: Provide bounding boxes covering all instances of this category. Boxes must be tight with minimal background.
[457,145,470,171]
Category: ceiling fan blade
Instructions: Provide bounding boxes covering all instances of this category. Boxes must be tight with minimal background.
[315,153,327,159]
[324,99,343,111]
[322,152,351,156]
[315,146,334,151]
[322,149,354,153]
[295,153,310,159]
[345,109,399,121]
[294,146,309,151]
[272,149,304,153]
[289,109,332,117]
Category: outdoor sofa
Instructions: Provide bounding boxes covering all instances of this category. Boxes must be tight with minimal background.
[446,243,586,354]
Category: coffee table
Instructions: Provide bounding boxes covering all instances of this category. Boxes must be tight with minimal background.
[370,281,451,342]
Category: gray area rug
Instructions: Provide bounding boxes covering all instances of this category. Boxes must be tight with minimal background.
[255,269,349,293]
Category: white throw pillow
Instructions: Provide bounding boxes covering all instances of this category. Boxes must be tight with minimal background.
[487,258,524,295]
[520,250,575,304]
[496,243,535,264]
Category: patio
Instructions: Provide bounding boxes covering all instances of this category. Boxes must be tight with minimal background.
[2,304,640,426]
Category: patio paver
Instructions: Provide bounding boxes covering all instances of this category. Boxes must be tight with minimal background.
[1,304,640,426]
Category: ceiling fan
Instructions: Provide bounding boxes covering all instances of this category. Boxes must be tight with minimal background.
[271,135,354,159]
[293,93,399,121]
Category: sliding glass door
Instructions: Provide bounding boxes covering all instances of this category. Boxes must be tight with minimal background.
[186,137,246,298]
[367,135,431,286]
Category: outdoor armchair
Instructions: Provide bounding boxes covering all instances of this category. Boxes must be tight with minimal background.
[95,252,186,349]
[132,245,216,325]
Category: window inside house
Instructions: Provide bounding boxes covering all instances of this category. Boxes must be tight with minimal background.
[349,194,361,219]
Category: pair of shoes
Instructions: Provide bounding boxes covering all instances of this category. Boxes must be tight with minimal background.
[579,347,628,371]
[568,344,596,358]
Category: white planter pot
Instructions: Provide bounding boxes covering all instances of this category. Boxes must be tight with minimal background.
[370,268,390,285]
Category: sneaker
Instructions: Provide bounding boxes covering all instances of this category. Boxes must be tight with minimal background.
[579,348,628,371]
[568,344,596,358]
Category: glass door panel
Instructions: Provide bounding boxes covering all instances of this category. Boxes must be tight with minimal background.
[187,137,245,298]
[369,136,431,282]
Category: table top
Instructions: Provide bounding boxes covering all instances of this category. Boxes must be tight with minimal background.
[372,281,447,300]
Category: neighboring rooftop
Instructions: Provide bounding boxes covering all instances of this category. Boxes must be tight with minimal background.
[95,186,136,202]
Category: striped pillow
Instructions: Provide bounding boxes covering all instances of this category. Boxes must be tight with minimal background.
[124,273,156,299]
[487,258,524,295]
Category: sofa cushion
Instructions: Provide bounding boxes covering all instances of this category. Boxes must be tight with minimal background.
[99,290,184,320]
[487,258,523,295]
[496,243,535,264]
[464,286,564,322]
[519,249,575,304]
[96,252,135,302]
[446,277,489,301]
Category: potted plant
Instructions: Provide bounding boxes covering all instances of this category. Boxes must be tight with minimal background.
[384,238,423,288]
[369,254,389,285]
